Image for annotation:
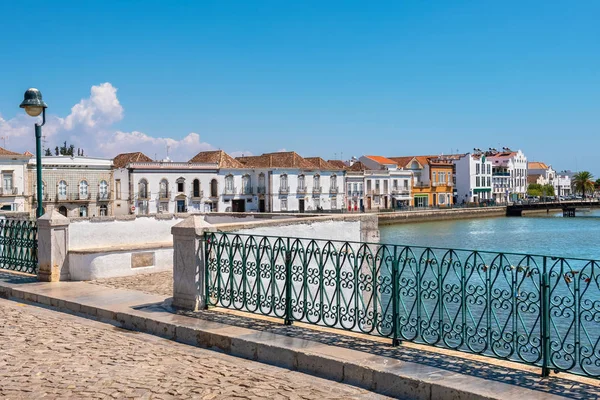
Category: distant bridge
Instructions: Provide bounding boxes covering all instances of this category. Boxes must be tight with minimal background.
[506,200,600,217]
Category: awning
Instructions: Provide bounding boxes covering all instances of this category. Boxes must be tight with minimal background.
[473,188,492,193]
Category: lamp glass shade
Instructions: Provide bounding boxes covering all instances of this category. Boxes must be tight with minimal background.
[24,106,44,117]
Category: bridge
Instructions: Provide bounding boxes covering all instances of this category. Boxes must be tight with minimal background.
[506,199,600,217]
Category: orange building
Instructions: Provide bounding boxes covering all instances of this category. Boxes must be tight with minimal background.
[389,155,454,207]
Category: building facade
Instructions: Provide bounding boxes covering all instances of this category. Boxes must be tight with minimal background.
[453,153,493,204]
[528,161,571,197]
[357,156,413,210]
[29,156,113,217]
[486,148,528,203]
[0,147,30,214]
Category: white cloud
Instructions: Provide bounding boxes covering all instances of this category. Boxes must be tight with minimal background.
[0,82,244,160]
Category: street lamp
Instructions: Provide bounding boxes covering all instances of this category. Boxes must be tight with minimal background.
[19,88,47,218]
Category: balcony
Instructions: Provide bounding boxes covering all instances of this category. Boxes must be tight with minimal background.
[257,187,266,195]
[0,187,18,196]
[297,186,307,194]
[392,188,411,195]
[432,182,452,187]
[224,187,237,195]
[138,192,149,200]
[368,189,381,196]
[241,187,254,195]
[97,192,111,201]
[190,190,204,199]
[159,191,170,200]
[33,193,49,202]
[56,193,91,202]
[279,186,290,195]
[329,187,338,194]
[312,186,322,195]
[493,172,511,177]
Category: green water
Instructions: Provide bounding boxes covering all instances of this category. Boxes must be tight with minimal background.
[379,210,600,260]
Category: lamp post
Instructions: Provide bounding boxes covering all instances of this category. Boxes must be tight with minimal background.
[19,88,48,218]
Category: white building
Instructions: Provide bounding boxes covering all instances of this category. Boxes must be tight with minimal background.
[453,153,493,204]
[486,148,528,203]
[528,161,571,197]
[236,152,345,212]
[357,156,413,210]
[0,147,31,214]
[113,151,263,215]
[29,155,113,217]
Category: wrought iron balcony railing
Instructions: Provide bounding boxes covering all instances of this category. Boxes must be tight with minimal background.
[279,186,290,195]
[190,190,204,199]
[205,231,600,380]
[138,192,149,200]
[312,186,322,195]
[0,187,18,196]
[159,191,170,200]
[97,192,110,201]
[56,193,91,201]
[257,187,266,195]
[224,187,237,195]
[329,187,338,194]
[33,193,50,202]
[297,186,307,194]
[392,188,411,195]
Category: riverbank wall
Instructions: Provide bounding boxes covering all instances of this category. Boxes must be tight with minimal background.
[377,206,507,225]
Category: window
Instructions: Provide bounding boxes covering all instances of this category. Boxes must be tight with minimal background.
[487,164,491,174]
[366,180,372,191]
[280,174,288,190]
[258,173,266,193]
[242,174,251,194]
[432,172,437,183]
[79,180,89,199]
[375,180,380,191]
[159,202,169,213]
[393,179,398,189]
[447,172,452,183]
[99,180,108,200]
[476,176,480,187]
[314,174,320,189]
[193,179,201,197]
[440,172,445,183]
[347,183,352,195]
[176,178,185,193]
[281,198,288,211]
[487,177,491,187]
[58,180,67,197]
[298,174,305,190]
[331,197,337,209]
[79,205,88,217]
[331,175,337,190]
[99,204,108,216]
[3,173,13,192]
[403,179,408,189]
[159,179,169,198]
[115,179,121,200]
[225,175,234,193]
[138,179,148,198]
[210,179,218,197]
[383,180,388,193]
[476,164,480,174]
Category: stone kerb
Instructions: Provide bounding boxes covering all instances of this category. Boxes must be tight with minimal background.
[37,209,70,282]
[171,216,215,311]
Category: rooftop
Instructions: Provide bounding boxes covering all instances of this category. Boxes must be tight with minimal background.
[113,152,153,168]
[189,150,244,168]
[237,152,316,169]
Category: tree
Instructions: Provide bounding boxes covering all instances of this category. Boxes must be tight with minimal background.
[542,184,555,197]
[527,183,542,197]
[594,178,600,191]
[44,148,52,156]
[573,171,594,197]
[50,142,82,156]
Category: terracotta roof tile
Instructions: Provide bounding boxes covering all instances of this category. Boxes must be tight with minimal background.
[304,157,341,170]
[113,152,153,168]
[528,161,549,170]
[0,147,24,156]
[327,160,348,170]
[528,174,542,184]
[237,152,315,169]
[348,161,368,171]
[364,155,399,165]
[23,151,34,156]
[387,156,416,168]
[189,150,244,168]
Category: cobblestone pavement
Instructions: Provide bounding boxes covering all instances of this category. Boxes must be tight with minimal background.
[0,299,388,399]
[91,271,173,297]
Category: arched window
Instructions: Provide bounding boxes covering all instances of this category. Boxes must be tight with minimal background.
[210,179,218,197]
[225,175,234,193]
[176,177,185,193]
[193,179,201,197]
[298,174,305,190]
[138,179,148,198]
[258,173,266,193]
[242,174,251,194]
[313,174,320,189]
[58,180,67,196]
[330,174,337,189]
[280,174,288,192]
[79,180,89,199]
[99,204,108,216]
[159,179,169,198]
[99,180,108,200]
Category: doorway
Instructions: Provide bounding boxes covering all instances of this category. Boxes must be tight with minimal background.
[299,199,305,213]
[59,206,67,217]
[232,199,245,212]
[176,200,186,213]
[259,199,265,213]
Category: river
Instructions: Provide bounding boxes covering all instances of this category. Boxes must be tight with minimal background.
[380,209,600,260]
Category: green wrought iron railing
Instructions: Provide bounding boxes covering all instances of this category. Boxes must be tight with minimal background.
[205,231,600,379]
[0,219,38,274]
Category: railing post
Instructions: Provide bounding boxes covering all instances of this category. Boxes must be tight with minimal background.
[541,256,551,377]
[284,238,293,325]
[392,245,401,346]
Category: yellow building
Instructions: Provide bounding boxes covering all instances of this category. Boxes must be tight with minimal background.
[389,156,454,207]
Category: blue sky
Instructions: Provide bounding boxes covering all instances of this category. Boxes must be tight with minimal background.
[0,1,598,172]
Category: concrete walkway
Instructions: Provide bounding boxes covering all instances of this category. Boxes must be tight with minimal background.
[0,272,595,400]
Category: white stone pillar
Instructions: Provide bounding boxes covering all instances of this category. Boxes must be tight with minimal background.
[171,215,214,311]
[37,210,70,282]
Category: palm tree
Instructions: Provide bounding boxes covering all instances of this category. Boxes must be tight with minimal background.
[573,171,594,197]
